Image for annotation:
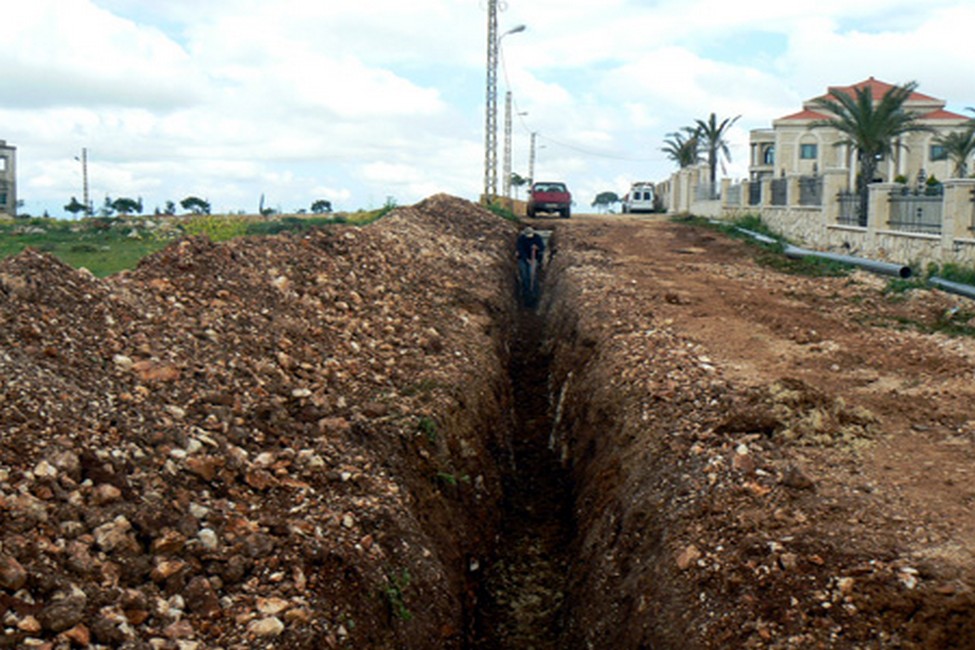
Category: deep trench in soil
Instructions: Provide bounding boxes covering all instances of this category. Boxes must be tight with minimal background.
[470,303,575,649]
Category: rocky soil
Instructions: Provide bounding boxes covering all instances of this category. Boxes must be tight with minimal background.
[0,195,518,649]
[3,197,975,649]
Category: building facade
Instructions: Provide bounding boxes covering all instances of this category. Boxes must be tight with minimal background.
[749,78,970,186]
[0,140,15,217]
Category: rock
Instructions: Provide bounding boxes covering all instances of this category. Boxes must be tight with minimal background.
[677,544,702,570]
[0,553,27,590]
[94,516,134,552]
[92,483,123,505]
[781,465,815,490]
[198,528,219,550]
[39,594,87,633]
[256,596,290,615]
[184,576,221,617]
[247,616,285,637]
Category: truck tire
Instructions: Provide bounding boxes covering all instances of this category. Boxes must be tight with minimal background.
[561,207,571,219]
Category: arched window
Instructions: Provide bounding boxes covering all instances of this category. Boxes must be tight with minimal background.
[763,145,774,165]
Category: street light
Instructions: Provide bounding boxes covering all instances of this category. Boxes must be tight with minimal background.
[483,4,526,204]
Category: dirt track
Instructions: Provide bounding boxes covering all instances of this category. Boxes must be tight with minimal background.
[2,199,975,648]
[540,213,975,648]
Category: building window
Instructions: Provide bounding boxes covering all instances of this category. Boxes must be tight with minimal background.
[0,193,7,206]
[0,157,6,172]
[763,145,774,165]
[800,143,817,160]
[930,144,947,161]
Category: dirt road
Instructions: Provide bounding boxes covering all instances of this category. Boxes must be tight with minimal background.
[537,212,975,647]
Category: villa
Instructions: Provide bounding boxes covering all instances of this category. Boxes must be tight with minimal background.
[749,78,970,186]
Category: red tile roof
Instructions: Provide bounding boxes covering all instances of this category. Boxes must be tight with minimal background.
[921,108,969,120]
[821,77,939,103]
[778,109,830,121]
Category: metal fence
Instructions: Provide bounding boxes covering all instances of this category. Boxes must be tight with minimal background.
[695,182,719,201]
[725,184,742,206]
[798,176,822,206]
[888,186,943,234]
[770,178,787,206]
[837,191,862,226]
[748,182,762,206]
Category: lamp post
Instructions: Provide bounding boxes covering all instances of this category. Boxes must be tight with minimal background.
[483,5,525,204]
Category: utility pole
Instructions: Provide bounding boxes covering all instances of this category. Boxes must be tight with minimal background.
[483,3,525,205]
[528,131,537,185]
[483,0,499,204]
[502,91,513,202]
[79,148,90,216]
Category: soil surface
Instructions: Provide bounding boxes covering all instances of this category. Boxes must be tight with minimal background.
[539,213,975,649]
[3,198,975,649]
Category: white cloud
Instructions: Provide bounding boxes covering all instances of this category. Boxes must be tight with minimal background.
[4,0,975,217]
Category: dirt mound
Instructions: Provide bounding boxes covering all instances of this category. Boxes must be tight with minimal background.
[0,195,517,648]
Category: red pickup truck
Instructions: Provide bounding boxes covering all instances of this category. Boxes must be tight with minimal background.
[527,181,572,219]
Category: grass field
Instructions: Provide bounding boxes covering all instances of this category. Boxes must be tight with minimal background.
[0,211,384,277]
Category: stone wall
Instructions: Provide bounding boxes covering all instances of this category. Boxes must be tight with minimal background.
[665,167,975,269]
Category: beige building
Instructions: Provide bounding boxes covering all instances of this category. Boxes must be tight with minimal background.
[749,78,970,186]
[0,140,14,217]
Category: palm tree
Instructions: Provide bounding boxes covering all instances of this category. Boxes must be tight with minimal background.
[694,113,741,198]
[810,81,931,226]
[661,127,701,169]
[934,127,975,178]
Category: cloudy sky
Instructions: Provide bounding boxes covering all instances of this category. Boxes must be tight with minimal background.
[3,0,975,217]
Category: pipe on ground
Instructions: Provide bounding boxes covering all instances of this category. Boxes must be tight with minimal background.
[734,227,912,279]
[928,276,975,300]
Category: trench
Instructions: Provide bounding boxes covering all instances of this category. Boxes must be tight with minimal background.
[469,279,575,647]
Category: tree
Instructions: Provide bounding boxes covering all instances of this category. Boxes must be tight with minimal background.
[180,196,211,215]
[164,201,177,216]
[934,124,975,178]
[310,199,333,214]
[591,191,620,213]
[661,127,701,169]
[693,113,741,197]
[510,172,529,200]
[64,197,87,217]
[111,196,142,215]
[810,81,931,226]
[99,196,115,217]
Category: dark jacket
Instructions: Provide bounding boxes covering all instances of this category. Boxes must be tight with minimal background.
[516,232,544,262]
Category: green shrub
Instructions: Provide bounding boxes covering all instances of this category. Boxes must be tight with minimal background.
[182,215,249,242]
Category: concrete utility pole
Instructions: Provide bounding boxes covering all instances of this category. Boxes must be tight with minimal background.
[76,148,90,216]
[483,0,500,204]
[528,131,537,185]
[483,1,524,204]
[503,91,513,201]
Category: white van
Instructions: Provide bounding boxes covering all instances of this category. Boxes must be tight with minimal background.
[622,183,656,213]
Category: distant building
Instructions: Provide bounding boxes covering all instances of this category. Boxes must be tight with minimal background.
[749,78,969,185]
[0,140,15,217]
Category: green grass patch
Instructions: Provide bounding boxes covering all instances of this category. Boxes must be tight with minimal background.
[382,569,413,622]
[673,213,852,278]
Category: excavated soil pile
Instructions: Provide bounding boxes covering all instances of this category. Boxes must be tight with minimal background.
[543,219,975,649]
[6,197,975,650]
[0,195,519,649]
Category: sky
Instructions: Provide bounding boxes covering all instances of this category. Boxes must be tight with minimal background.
[3,0,975,217]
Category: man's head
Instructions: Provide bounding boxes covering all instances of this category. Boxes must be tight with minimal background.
[523,226,535,237]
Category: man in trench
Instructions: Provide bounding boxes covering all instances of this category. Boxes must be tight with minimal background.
[516,225,545,307]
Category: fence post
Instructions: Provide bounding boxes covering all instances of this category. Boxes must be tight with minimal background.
[821,170,846,226]
[720,178,732,209]
[787,175,801,208]
[942,179,975,258]
[761,178,773,208]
